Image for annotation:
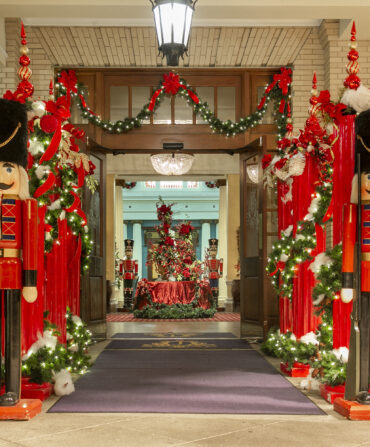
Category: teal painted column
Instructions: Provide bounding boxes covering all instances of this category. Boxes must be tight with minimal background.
[201,220,211,260]
[132,221,142,278]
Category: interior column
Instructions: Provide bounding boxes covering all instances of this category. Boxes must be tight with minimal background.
[115,183,124,308]
[132,221,143,279]
[201,220,211,260]
[218,184,228,308]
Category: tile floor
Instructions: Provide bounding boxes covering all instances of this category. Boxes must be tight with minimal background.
[0,321,369,447]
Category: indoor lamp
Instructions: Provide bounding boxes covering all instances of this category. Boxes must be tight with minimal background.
[151,153,194,175]
[151,0,196,66]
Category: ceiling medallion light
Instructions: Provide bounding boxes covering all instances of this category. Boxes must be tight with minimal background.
[151,153,194,175]
[150,0,196,66]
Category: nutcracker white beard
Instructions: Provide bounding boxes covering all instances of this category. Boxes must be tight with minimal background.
[18,166,30,200]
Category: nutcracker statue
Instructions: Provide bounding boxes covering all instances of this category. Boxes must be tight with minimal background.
[0,99,38,407]
[206,238,223,308]
[341,108,370,404]
[119,239,138,310]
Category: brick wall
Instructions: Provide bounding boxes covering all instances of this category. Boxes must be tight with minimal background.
[2,18,370,130]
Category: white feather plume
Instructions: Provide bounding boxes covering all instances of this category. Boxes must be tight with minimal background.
[29,140,44,156]
[341,84,370,113]
[332,347,349,363]
[308,252,333,276]
[313,294,325,306]
[22,330,58,360]
[300,331,319,345]
[35,165,50,180]
[53,369,75,396]
[280,253,289,262]
[48,199,61,210]
[283,225,293,237]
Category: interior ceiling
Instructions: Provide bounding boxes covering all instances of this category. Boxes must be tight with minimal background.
[31,25,312,68]
[1,0,369,40]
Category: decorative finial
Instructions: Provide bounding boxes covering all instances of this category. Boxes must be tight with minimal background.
[309,72,318,114]
[17,21,34,99]
[344,21,360,90]
[49,79,54,100]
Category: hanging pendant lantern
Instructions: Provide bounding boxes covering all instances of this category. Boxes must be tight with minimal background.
[151,0,196,66]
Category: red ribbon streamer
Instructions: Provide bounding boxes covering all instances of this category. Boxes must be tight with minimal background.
[279,99,286,114]
[34,172,56,198]
[76,208,87,226]
[257,96,267,110]
[73,164,86,189]
[40,122,61,164]
[269,261,285,277]
[187,89,199,104]
[79,94,87,109]
[148,88,163,111]
[65,190,81,213]
[322,196,334,223]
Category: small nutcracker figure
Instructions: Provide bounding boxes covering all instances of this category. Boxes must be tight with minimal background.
[341,108,370,404]
[119,239,138,310]
[0,99,38,407]
[206,238,223,308]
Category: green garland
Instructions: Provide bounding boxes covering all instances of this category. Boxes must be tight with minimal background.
[261,330,317,368]
[133,303,216,319]
[21,310,92,384]
[56,72,290,139]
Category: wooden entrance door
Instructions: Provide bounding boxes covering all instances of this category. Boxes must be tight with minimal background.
[239,137,279,339]
[81,151,107,336]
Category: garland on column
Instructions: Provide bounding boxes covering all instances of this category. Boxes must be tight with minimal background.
[262,74,348,386]
[56,68,292,138]
[21,309,92,385]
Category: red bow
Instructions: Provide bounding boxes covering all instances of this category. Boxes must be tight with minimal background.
[58,70,78,94]
[163,72,182,95]
[46,96,71,121]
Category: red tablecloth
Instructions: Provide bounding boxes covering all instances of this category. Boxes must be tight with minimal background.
[149,281,195,305]
[134,280,212,309]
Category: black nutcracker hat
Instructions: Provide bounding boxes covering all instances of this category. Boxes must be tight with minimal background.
[355,109,370,172]
[0,99,28,169]
[209,238,218,249]
[124,239,134,249]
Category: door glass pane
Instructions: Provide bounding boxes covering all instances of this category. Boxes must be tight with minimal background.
[267,211,278,233]
[257,85,274,124]
[70,86,88,124]
[266,181,278,209]
[110,86,129,121]
[217,87,235,122]
[174,95,193,124]
[153,94,171,124]
[88,154,101,256]
[245,156,259,257]
[132,86,150,124]
[196,87,214,124]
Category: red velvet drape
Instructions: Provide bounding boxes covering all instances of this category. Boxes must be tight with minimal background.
[331,115,355,348]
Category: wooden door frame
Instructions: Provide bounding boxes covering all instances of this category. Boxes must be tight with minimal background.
[239,136,278,339]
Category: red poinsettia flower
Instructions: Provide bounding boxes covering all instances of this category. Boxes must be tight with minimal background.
[261,153,272,169]
[277,138,291,151]
[88,160,96,175]
[164,236,174,246]
[158,204,172,215]
[275,158,288,170]
[179,223,194,236]
[317,90,331,105]
[46,96,71,121]
[163,223,170,234]
[182,268,191,278]
[184,256,193,265]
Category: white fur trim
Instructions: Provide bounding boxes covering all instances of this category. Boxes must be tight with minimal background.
[300,331,319,345]
[332,347,349,363]
[341,84,370,113]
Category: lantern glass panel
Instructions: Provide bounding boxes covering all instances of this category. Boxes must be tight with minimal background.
[172,3,186,44]
[153,7,162,46]
[183,6,193,46]
[159,3,172,44]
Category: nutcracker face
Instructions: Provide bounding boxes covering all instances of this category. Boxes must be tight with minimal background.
[361,171,370,202]
[0,161,20,195]
[209,248,217,259]
[125,248,133,259]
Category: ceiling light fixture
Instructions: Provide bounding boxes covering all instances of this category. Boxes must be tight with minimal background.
[150,0,196,66]
[151,153,194,175]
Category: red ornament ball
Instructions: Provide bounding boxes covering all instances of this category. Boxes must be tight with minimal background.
[40,114,59,133]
